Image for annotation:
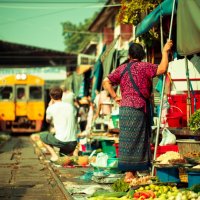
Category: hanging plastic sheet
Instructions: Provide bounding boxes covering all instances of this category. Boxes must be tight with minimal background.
[91,46,106,101]
[177,0,200,56]
[101,37,119,79]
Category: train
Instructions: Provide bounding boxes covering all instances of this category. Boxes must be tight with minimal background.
[0,74,45,133]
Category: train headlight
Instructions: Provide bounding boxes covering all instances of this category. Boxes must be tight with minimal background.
[16,74,27,80]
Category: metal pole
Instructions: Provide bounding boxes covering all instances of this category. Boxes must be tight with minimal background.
[151,0,176,176]
[185,56,192,124]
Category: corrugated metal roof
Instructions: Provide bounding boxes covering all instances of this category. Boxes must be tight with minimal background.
[0,40,77,68]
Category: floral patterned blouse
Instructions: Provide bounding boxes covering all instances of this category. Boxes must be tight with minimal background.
[107,61,158,110]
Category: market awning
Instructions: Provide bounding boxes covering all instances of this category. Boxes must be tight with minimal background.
[135,0,200,56]
[135,0,177,38]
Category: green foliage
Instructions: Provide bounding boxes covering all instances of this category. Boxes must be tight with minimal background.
[62,12,99,53]
[137,27,160,47]
[117,0,162,25]
[91,191,127,198]
[117,0,162,47]
[190,184,200,193]
[189,109,200,132]
[112,178,130,192]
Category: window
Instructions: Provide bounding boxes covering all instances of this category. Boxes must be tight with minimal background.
[17,88,25,100]
[29,86,42,100]
[0,87,13,100]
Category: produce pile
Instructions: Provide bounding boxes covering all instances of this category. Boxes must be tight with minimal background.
[87,183,200,200]
[182,152,200,171]
[189,109,200,132]
[52,155,90,166]
[132,184,200,200]
[155,151,184,164]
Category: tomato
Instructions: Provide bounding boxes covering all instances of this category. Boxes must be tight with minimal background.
[138,196,146,200]
[140,192,150,198]
[147,190,156,198]
[133,192,140,198]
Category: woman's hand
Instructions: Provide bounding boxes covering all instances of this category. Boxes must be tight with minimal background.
[114,96,121,105]
[163,40,173,53]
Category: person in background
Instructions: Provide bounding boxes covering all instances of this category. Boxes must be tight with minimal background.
[17,88,25,100]
[93,90,112,120]
[78,97,89,132]
[61,85,79,132]
[77,96,95,137]
[61,85,75,106]
[102,40,173,182]
[39,86,77,162]
[93,90,100,110]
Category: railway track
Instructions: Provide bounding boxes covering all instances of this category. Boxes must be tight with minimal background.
[0,135,73,200]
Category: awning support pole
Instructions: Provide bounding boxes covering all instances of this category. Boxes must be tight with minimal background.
[151,0,176,176]
[185,56,192,124]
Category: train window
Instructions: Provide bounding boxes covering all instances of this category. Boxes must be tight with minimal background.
[0,87,13,100]
[17,88,26,100]
[29,86,42,99]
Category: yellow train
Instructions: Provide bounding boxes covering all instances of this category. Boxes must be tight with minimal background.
[0,74,45,133]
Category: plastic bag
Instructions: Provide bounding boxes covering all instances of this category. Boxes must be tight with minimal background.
[159,128,176,146]
[92,152,108,168]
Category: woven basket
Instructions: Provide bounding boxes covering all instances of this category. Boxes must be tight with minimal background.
[176,139,200,155]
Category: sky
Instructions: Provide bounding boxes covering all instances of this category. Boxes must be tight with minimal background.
[0,0,106,51]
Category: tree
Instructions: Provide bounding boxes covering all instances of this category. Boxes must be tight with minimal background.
[62,12,99,53]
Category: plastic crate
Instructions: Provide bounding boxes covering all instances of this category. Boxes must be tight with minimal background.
[113,143,119,157]
[111,115,119,128]
[156,167,180,183]
[100,140,116,158]
[187,171,200,187]
[167,93,200,127]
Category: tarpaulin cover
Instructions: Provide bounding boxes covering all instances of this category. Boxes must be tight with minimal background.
[91,46,105,101]
[177,0,200,56]
[135,0,177,37]
[101,37,119,80]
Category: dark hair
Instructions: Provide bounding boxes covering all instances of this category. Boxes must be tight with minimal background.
[49,87,63,100]
[128,42,145,61]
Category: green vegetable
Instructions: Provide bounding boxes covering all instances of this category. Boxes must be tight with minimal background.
[189,109,200,132]
[190,184,200,193]
[91,191,127,198]
[126,189,135,199]
[112,178,130,192]
[88,196,124,200]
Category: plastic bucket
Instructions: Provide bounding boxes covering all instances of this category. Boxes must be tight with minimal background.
[187,171,200,187]
[111,115,119,128]
[156,167,180,183]
[166,113,182,127]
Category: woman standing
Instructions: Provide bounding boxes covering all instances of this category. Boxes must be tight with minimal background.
[102,40,173,181]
